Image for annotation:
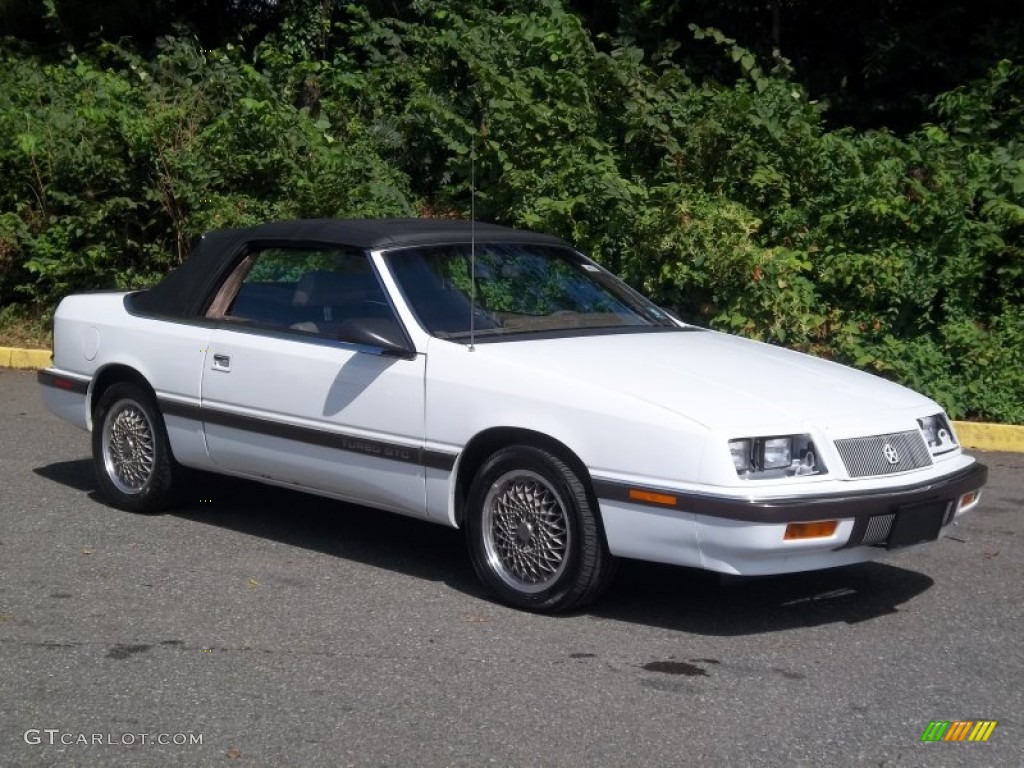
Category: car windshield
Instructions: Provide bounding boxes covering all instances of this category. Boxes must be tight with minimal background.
[384,243,678,340]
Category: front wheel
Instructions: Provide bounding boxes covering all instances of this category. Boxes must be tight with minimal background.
[92,382,179,513]
[465,445,616,612]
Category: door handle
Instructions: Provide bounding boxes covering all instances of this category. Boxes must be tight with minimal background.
[212,353,231,372]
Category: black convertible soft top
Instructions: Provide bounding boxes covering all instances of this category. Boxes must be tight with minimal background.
[127,218,567,319]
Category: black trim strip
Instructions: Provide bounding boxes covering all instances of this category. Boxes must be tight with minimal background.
[212,318,418,359]
[842,515,872,548]
[159,398,457,472]
[37,370,89,395]
[421,448,459,471]
[593,462,988,524]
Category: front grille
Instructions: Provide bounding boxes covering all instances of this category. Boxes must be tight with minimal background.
[834,430,932,477]
[861,514,895,545]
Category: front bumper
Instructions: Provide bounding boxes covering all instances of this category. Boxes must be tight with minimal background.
[594,462,988,576]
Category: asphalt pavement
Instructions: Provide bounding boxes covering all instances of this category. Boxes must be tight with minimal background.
[1,367,1020,767]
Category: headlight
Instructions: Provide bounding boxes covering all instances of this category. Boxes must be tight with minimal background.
[728,434,826,479]
[918,413,957,455]
[729,439,752,471]
[762,437,792,468]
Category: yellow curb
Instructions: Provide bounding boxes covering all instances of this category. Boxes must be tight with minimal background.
[0,347,52,369]
[2,345,1020,452]
[953,421,1024,453]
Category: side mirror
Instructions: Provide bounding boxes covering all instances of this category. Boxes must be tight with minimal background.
[338,318,415,359]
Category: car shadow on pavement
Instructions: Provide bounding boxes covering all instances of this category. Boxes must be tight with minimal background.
[591,558,934,635]
[33,458,99,493]
[179,472,477,589]
[36,459,478,588]
[35,459,935,635]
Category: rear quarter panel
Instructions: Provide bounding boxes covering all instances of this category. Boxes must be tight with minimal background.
[49,292,214,466]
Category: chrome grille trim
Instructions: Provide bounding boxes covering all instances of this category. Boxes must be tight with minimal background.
[861,514,895,545]
[835,430,933,477]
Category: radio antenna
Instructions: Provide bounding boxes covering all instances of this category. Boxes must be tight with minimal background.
[469,136,477,352]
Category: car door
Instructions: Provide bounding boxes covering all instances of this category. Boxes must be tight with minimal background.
[199,244,427,517]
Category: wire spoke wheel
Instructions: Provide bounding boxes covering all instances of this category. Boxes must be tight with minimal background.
[90,382,189,513]
[467,445,616,612]
[101,398,157,495]
[482,470,571,593]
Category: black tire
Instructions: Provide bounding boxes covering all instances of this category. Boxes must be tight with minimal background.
[465,445,617,613]
[92,382,179,513]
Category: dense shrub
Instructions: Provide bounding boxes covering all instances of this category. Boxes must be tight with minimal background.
[0,38,413,307]
[0,0,1020,422]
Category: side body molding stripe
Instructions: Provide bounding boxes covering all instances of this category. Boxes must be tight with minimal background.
[158,398,457,471]
[37,369,90,395]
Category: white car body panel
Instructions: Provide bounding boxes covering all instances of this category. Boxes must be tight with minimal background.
[199,327,427,515]
[41,292,214,466]
[421,335,710,519]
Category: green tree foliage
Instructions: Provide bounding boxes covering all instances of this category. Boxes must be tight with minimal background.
[0,0,1021,422]
[0,36,413,305]
[568,0,1024,132]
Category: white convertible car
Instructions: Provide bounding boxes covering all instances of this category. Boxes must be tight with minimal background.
[39,219,987,612]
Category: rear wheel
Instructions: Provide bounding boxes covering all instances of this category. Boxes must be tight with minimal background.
[465,445,616,612]
[92,382,179,513]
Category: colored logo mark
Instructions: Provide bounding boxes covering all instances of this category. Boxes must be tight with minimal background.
[920,720,997,742]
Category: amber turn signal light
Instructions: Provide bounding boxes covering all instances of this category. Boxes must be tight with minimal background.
[628,489,677,506]
[957,490,980,511]
[784,520,839,540]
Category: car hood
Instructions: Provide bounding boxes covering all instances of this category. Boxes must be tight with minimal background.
[474,329,935,432]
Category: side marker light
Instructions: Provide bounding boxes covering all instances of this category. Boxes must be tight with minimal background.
[957,490,981,512]
[629,489,677,507]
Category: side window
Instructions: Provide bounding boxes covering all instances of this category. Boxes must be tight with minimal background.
[217,247,395,339]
